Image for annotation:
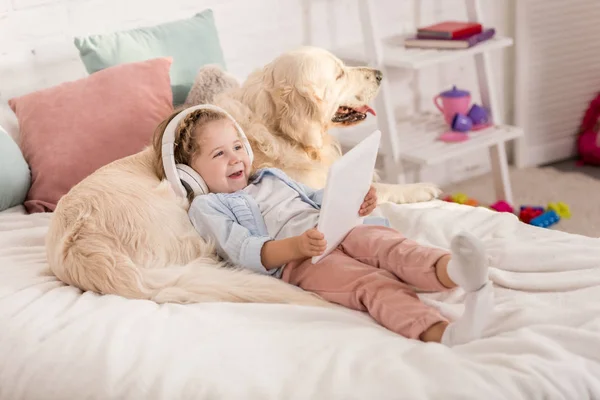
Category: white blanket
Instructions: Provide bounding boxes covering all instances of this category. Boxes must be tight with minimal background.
[1,201,600,400]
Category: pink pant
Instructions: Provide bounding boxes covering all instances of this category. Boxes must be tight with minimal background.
[281,225,451,339]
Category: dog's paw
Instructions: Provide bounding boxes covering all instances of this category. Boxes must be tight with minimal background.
[377,182,442,204]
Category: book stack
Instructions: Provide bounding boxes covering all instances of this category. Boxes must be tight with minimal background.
[404,21,495,50]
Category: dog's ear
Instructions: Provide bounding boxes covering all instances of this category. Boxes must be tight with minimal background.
[274,83,326,150]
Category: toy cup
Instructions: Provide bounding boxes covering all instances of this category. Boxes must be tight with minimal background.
[467,104,490,125]
[451,113,473,132]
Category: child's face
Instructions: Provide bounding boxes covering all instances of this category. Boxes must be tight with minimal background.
[191,119,251,193]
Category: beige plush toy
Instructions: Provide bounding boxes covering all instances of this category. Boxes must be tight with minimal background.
[184,64,240,107]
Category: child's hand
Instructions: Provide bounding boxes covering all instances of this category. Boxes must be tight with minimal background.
[295,228,327,257]
[359,186,377,216]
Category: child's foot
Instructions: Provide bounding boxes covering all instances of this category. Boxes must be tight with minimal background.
[447,232,488,291]
[441,282,494,346]
[441,232,494,346]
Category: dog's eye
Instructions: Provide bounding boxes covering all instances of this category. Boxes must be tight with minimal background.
[336,70,345,80]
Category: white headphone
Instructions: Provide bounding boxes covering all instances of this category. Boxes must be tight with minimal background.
[161,104,254,198]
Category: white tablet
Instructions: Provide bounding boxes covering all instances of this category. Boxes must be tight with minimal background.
[312,130,381,264]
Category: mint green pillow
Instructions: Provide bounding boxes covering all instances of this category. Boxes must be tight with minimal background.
[74,9,226,105]
[0,127,31,211]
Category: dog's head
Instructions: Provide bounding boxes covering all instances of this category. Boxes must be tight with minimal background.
[244,46,382,151]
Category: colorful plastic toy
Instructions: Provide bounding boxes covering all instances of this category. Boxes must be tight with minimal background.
[529,210,560,228]
[443,192,479,206]
[490,200,513,213]
[468,104,490,125]
[452,192,469,204]
[451,113,473,132]
[442,195,569,229]
[520,205,545,212]
[577,92,600,165]
[547,202,571,219]
[519,206,544,224]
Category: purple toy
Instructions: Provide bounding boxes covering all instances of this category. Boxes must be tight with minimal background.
[520,205,545,212]
[451,113,473,132]
[467,104,490,125]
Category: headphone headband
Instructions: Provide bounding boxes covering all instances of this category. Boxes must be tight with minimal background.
[161,104,254,198]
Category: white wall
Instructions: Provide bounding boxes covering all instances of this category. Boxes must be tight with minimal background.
[0,0,515,186]
[514,0,600,168]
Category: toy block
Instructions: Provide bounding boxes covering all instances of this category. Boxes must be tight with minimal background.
[520,205,544,212]
[442,193,479,206]
[547,202,571,219]
[490,200,514,213]
[519,207,544,224]
[529,210,560,228]
[452,193,469,204]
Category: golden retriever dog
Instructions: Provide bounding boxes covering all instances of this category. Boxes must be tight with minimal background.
[194,47,441,202]
[202,47,441,203]
[46,46,440,307]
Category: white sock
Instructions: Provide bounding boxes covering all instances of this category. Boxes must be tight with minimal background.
[441,282,494,346]
[446,232,489,292]
[441,232,494,347]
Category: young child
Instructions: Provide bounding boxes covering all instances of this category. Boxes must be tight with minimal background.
[156,106,494,346]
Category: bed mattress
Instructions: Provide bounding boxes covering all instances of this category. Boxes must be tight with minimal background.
[1,201,600,399]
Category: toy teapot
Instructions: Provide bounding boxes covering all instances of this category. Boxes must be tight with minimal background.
[433,86,471,125]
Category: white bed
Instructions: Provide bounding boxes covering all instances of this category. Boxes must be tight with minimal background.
[2,200,600,399]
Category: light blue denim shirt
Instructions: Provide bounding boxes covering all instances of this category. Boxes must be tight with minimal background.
[188,168,389,278]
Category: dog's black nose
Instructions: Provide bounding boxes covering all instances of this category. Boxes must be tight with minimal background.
[374,70,383,84]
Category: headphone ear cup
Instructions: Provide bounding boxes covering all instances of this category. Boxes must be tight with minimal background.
[244,141,254,164]
[175,164,209,196]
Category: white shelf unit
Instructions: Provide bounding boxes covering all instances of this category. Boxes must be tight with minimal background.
[328,0,523,204]
[331,112,523,165]
[335,35,514,69]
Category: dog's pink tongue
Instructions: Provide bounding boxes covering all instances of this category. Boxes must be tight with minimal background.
[355,105,376,116]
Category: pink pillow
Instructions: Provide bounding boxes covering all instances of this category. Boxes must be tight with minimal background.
[9,57,174,213]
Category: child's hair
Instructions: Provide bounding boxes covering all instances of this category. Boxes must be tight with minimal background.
[152,107,227,181]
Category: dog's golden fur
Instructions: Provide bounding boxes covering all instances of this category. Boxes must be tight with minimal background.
[46,46,440,307]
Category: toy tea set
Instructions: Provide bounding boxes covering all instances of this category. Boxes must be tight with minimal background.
[434,86,492,143]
